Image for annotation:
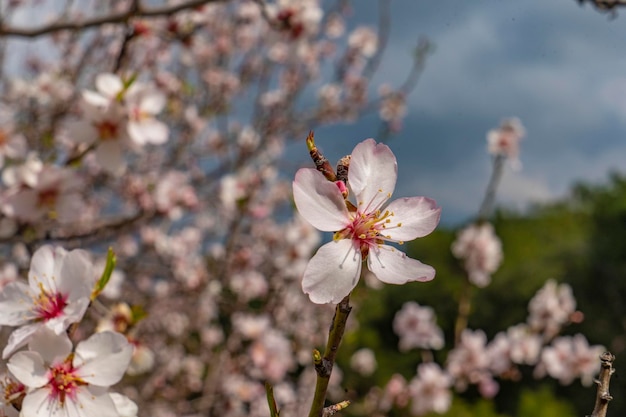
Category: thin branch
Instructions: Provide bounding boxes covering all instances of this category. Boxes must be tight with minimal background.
[0,0,227,38]
[308,296,352,417]
[589,351,616,417]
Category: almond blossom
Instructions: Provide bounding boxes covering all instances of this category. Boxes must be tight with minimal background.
[7,327,133,417]
[408,363,452,416]
[538,334,604,386]
[451,222,503,287]
[487,117,525,169]
[393,301,444,351]
[293,138,441,304]
[0,245,94,358]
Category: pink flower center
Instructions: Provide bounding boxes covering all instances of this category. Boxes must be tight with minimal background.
[94,120,119,141]
[48,358,86,405]
[33,283,68,321]
[37,187,59,209]
[335,209,401,257]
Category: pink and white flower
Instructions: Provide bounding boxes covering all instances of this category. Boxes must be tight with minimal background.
[393,301,444,351]
[7,327,132,417]
[451,222,503,287]
[408,363,452,416]
[487,117,525,168]
[293,138,441,304]
[1,164,85,223]
[0,245,94,358]
[539,334,604,386]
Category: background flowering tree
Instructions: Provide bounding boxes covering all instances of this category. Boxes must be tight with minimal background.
[0,1,620,417]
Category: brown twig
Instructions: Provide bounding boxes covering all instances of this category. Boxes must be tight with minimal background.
[0,0,227,38]
[589,351,616,417]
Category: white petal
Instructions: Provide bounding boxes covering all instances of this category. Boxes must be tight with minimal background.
[383,197,441,241]
[82,90,110,109]
[293,168,349,232]
[368,245,435,284]
[28,245,58,293]
[58,250,94,301]
[128,120,168,145]
[302,240,362,304]
[95,141,126,175]
[74,331,133,386]
[138,91,166,114]
[3,323,42,359]
[96,73,123,98]
[21,388,58,417]
[0,281,35,326]
[348,139,397,213]
[71,387,119,417]
[7,351,48,388]
[29,326,73,364]
[110,393,138,417]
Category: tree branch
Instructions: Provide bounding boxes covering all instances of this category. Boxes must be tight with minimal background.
[308,296,352,417]
[0,0,228,38]
[589,351,616,417]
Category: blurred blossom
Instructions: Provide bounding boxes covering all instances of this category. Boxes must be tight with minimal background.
[68,73,168,174]
[0,263,18,290]
[293,139,441,304]
[487,117,525,169]
[0,107,27,169]
[250,330,295,382]
[378,85,407,127]
[127,342,156,376]
[350,348,377,376]
[154,170,198,219]
[229,270,269,302]
[381,374,410,410]
[539,334,604,386]
[528,279,577,339]
[487,324,542,376]
[348,27,378,58]
[1,164,86,223]
[409,363,452,416]
[393,301,444,351]
[451,222,503,287]
[446,329,492,393]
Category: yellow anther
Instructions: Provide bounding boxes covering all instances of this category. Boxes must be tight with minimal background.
[399,241,404,245]
[397,223,402,227]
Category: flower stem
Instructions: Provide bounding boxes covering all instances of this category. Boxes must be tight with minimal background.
[308,295,352,417]
[477,154,505,221]
[454,278,473,346]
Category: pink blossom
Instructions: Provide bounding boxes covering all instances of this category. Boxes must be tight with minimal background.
[446,329,492,392]
[7,327,132,417]
[293,139,441,304]
[487,117,525,168]
[451,222,503,287]
[528,279,577,338]
[0,245,95,358]
[350,348,377,376]
[539,334,604,386]
[393,301,444,351]
[409,363,452,416]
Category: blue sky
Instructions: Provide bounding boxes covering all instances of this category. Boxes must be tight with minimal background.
[317,0,626,225]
